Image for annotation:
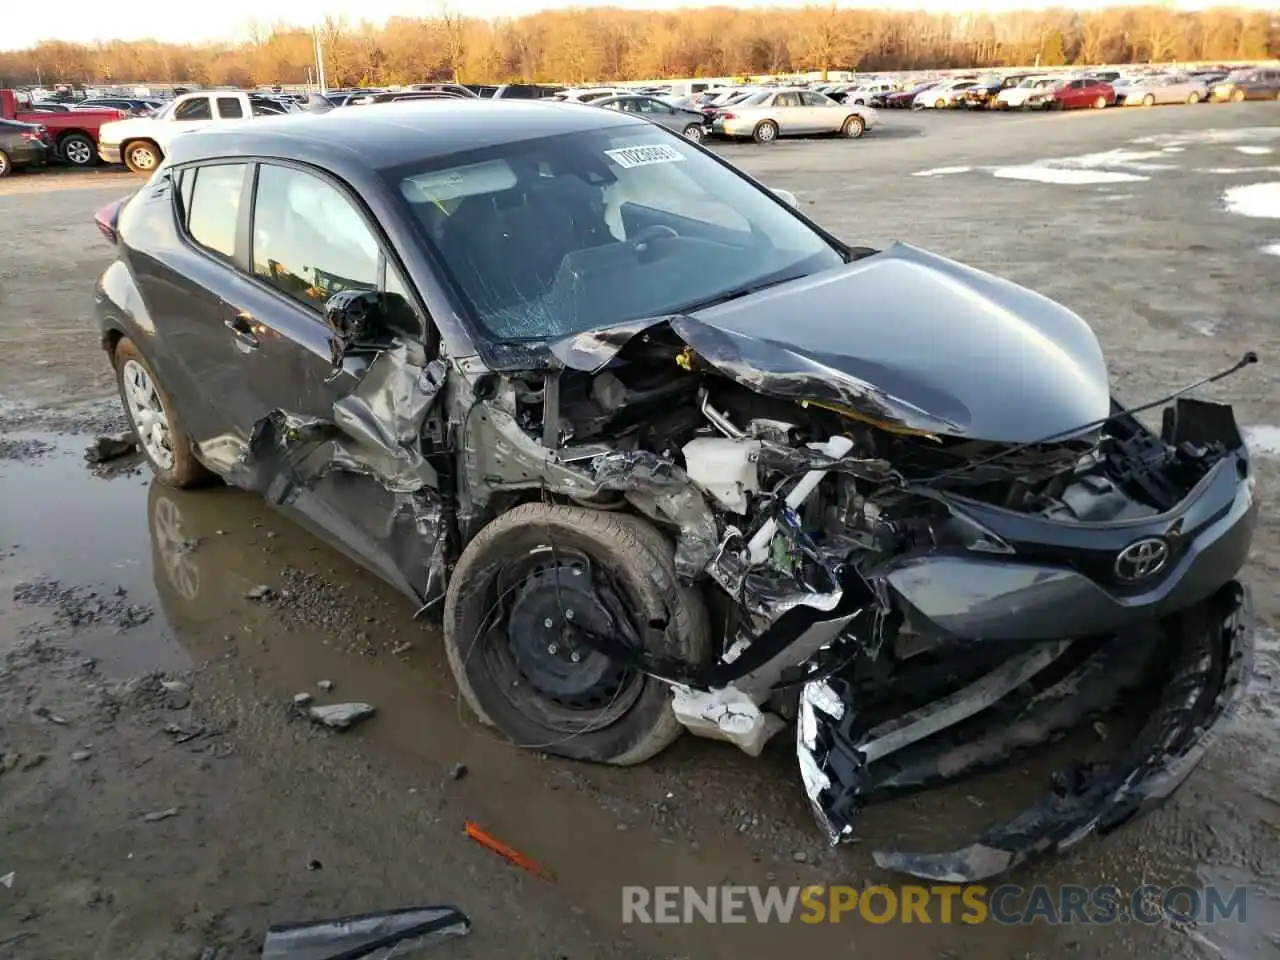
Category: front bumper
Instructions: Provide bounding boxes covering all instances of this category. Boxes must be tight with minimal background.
[800,580,1254,881]
[98,143,122,165]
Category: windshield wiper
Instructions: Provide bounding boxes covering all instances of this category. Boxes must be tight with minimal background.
[672,272,810,314]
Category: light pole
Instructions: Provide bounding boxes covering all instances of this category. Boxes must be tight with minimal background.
[313,29,328,93]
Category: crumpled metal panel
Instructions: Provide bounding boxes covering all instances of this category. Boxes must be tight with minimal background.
[227,343,450,606]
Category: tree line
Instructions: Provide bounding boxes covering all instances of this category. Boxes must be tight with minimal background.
[1,4,1276,90]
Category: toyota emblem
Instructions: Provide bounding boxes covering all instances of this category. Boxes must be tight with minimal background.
[1114,537,1170,582]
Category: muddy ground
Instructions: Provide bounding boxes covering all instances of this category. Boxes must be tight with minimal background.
[2,104,1280,960]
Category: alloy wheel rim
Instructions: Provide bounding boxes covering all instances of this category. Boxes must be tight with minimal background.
[122,359,174,470]
[65,140,91,164]
[760,124,775,141]
[130,146,156,170]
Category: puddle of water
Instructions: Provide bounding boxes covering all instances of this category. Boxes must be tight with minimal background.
[992,165,1148,185]
[1236,146,1274,156]
[910,166,972,177]
[1223,182,1280,219]
[0,433,189,675]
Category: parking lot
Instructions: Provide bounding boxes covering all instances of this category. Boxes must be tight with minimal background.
[1,102,1279,959]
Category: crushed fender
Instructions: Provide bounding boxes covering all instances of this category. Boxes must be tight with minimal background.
[800,581,1254,880]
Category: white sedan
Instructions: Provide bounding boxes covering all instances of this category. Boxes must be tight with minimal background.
[913,80,978,109]
[711,88,877,143]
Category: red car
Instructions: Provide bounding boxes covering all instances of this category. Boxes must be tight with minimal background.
[1050,77,1116,110]
[0,89,125,167]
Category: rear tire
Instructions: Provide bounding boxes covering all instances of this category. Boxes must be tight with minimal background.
[123,140,162,175]
[1141,93,1155,108]
[752,120,778,144]
[934,98,947,109]
[681,123,704,143]
[113,338,211,488]
[443,504,711,766]
[841,115,865,138]
[1187,91,1201,104]
[0,149,10,178]
[59,132,97,167]
[1232,88,1246,103]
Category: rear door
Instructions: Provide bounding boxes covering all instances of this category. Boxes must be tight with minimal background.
[800,91,838,131]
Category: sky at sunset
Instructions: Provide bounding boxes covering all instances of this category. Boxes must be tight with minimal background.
[4,0,1273,51]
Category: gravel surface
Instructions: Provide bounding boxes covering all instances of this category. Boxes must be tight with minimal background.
[1,103,1278,960]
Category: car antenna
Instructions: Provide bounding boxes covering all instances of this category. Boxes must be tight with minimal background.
[921,351,1259,486]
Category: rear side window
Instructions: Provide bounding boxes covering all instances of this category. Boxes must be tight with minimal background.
[185,163,249,259]
[216,97,243,119]
[251,164,379,311]
[175,97,211,120]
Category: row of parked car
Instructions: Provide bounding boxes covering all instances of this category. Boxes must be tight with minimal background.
[861,66,1280,111]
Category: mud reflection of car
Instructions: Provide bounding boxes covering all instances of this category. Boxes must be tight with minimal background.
[93,99,1258,882]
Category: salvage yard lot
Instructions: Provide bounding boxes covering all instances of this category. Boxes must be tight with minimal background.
[1,103,1279,960]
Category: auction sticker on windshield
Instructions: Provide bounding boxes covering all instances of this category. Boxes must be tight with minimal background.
[606,144,686,169]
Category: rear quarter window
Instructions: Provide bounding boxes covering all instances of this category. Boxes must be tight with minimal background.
[184,163,249,259]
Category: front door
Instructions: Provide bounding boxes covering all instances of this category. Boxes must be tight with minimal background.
[225,160,441,599]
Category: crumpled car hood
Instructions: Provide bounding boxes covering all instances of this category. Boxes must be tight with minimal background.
[550,242,1112,444]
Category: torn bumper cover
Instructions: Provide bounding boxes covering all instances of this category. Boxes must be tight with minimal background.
[798,581,1254,881]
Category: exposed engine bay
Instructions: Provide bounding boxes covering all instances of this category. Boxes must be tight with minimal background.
[218,254,1258,883]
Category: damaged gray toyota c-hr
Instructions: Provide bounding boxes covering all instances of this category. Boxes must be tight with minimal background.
[93,99,1258,881]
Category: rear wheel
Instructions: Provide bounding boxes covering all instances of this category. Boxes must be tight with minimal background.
[681,123,704,143]
[1232,88,1246,103]
[1187,91,1201,104]
[443,504,711,765]
[0,150,10,178]
[841,115,865,138]
[752,120,778,144]
[1141,93,1155,108]
[1095,96,1109,109]
[59,132,96,167]
[934,98,947,109]
[123,140,162,174]
[113,338,210,488]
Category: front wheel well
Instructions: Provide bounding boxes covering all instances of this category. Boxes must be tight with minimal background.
[57,128,93,143]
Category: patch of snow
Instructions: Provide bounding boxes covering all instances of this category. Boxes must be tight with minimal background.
[1057,149,1174,171]
[1223,182,1280,219]
[910,166,972,177]
[1132,128,1280,148]
[992,165,1148,185]
[1262,243,1280,257]
[1244,425,1280,458]
[1236,146,1274,156]
[1188,320,1220,337]
[1162,146,1186,153]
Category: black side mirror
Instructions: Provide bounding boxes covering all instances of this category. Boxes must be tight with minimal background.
[324,290,396,369]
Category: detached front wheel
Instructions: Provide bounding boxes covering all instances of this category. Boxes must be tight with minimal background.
[443,504,710,765]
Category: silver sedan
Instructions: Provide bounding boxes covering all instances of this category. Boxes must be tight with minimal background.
[592,95,710,143]
[1118,74,1210,106]
[710,88,878,143]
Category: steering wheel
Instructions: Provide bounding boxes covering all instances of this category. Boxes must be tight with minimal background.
[628,224,679,262]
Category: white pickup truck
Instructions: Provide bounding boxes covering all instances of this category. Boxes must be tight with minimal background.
[98,91,296,173]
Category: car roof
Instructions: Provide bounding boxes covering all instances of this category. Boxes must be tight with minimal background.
[166,99,649,171]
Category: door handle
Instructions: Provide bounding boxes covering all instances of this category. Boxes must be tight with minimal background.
[224,313,260,352]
